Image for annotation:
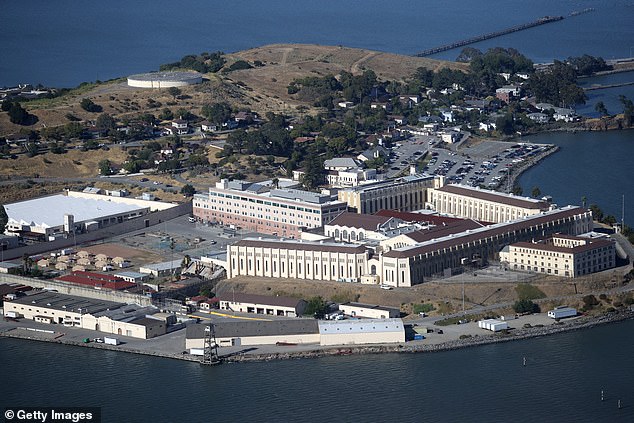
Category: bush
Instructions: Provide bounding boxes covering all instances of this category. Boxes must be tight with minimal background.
[80,98,102,113]
[513,299,540,314]
[583,295,599,308]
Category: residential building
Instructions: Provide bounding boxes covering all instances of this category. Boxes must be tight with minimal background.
[499,234,616,277]
[427,184,551,223]
[338,174,442,214]
[226,237,369,282]
[193,179,348,237]
[217,292,307,317]
[171,119,188,135]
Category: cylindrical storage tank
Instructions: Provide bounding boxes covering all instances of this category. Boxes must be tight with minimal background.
[127,71,203,88]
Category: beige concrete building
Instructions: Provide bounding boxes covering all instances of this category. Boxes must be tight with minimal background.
[318,319,405,345]
[499,234,616,277]
[186,320,320,349]
[193,179,347,238]
[217,292,307,317]
[324,212,402,243]
[379,206,593,287]
[186,318,405,349]
[226,238,369,282]
[339,302,401,319]
[427,184,550,223]
[338,174,441,214]
[3,291,166,339]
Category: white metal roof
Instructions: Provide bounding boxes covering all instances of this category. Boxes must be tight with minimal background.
[5,194,147,228]
[318,318,404,334]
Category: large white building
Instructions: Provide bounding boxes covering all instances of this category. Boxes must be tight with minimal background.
[4,193,150,239]
[193,179,348,238]
[338,174,442,214]
[185,318,405,349]
[3,291,166,339]
[499,234,616,277]
[427,184,551,223]
[226,237,369,282]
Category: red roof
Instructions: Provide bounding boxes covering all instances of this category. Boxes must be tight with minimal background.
[55,271,136,291]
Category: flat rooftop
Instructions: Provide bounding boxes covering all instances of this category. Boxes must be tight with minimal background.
[5,194,147,228]
[8,291,124,314]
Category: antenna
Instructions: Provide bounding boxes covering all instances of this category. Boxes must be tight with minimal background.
[202,324,220,365]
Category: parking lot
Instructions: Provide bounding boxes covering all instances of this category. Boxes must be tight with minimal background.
[421,139,554,190]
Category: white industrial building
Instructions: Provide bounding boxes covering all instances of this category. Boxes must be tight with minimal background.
[338,302,401,319]
[217,292,307,317]
[3,291,167,339]
[3,188,176,241]
[318,319,405,346]
[185,318,405,350]
[478,319,509,332]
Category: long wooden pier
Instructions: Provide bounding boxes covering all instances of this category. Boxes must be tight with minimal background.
[413,16,564,57]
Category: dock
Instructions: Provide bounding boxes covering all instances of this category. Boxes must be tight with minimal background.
[413,16,564,57]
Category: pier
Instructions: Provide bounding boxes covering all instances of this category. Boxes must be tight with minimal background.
[413,16,564,57]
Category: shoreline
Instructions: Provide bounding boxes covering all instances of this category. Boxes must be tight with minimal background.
[2,310,632,364]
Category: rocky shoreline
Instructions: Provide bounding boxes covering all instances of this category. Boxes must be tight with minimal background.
[1,310,632,364]
[224,310,634,363]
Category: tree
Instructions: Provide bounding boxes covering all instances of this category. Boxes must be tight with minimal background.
[0,205,8,234]
[301,152,324,190]
[619,95,634,126]
[304,296,328,318]
[159,108,174,121]
[98,159,112,175]
[80,98,102,112]
[96,113,116,134]
[513,299,539,314]
[181,184,195,196]
[7,102,32,125]
[531,186,541,198]
[595,101,609,117]
[202,102,232,125]
[167,87,182,100]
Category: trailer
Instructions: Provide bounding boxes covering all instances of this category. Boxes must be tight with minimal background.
[478,319,509,332]
[104,337,121,346]
[548,307,577,319]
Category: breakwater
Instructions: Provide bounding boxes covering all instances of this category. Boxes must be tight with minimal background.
[413,16,564,57]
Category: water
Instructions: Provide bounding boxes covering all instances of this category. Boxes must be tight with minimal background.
[2,319,634,422]
[2,0,634,87]
[577,71,634,118]
[518,129,634,221]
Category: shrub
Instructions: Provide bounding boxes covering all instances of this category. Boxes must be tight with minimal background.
[513,299,540,314]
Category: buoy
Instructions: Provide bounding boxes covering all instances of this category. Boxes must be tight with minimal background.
[618,399,622,409]
[601,390,604,401]
[523,357,526,366]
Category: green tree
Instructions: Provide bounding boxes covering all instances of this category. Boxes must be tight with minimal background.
[304,296,328,318]
[513,299,539,314]
[202,102,232,125]
[181,184,196,196]
[301,152,324,190]
[595,101,609,117]
[0,205,8,234]
[531,186,541,198]
[7,102,32,125]
[80,98,102,113]
[96,113,116,134]
[98,159,112,175]
[619,95,634,126]
[167,87,182,100]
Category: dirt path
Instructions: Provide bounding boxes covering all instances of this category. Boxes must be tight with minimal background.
[350,52,377,74]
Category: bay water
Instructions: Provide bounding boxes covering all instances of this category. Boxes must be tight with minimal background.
[2,319,633,422]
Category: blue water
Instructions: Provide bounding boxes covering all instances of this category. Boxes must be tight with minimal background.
[2,0,634,87]
[577,71,634,118]
[2,319,634,422]
[519,129,634,221]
